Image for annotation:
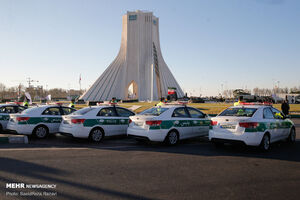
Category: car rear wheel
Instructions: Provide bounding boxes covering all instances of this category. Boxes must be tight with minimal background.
[165,131,179,145]
[288,128,296,144]
[89,128,104,142]
[33,125,49,139]
[260,134,270,151]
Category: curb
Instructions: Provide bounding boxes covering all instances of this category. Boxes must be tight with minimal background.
[0,135,28,144]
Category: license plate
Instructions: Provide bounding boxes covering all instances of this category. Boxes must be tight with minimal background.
[63,120,71,124]
[220,125,236,129]
[135,122,144,126]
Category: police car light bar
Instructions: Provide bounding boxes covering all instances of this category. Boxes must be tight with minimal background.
[96,101,118,106]
[5,102,23,105]
[238,102,273,106]
[165,101,189,106]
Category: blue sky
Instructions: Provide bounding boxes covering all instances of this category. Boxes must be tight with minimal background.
[0,0,299,96]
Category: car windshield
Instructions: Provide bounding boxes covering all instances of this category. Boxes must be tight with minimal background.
[139,107,169,116]
[219,107,257,117]
[71,107,95,115]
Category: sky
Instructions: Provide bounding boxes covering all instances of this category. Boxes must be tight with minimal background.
[0,0,299,96]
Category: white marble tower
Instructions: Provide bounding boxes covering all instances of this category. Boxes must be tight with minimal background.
[80,10,184,101]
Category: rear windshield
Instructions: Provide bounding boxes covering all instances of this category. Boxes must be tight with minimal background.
[21,107,38,114]
[71,107,95,115]
[219,108,257,117]
[139,107,169,116]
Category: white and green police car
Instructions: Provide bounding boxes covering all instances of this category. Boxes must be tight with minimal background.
[59,105,135,142]
[0,104,27,133]
[7,105,76,138]
[127,104,210,145]
[209,104,296,151]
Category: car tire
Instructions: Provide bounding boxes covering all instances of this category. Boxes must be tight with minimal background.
[89,128,104,143]
[33,125,49,139]
[165,130,179,145]
[260,134,270,151]
[287,128,296,144]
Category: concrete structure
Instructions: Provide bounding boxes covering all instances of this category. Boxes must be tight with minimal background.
[80,10,184,101]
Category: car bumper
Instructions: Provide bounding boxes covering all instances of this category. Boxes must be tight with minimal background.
[59,124,90,138]
[6,122,35,135]
[209,128,264,146]
[127,126,168,142]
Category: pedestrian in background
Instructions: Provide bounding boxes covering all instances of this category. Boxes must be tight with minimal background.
[281,100,290,116]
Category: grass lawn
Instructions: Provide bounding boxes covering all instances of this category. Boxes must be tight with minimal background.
[75,102,300,114]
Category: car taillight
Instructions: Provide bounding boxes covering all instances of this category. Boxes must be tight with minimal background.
[210,121,218,126]
[16,117,30,122]
[71,119,86,124]
[129,119,132,124]
[145,120,162,126]
[239,122,258,128]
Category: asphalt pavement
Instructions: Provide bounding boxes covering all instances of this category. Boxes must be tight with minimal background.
[0,119,299,200]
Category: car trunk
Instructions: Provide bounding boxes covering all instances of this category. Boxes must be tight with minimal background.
[212,116,252,130]
[130,115,157,128]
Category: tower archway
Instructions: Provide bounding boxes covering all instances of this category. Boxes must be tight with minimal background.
[125,80,138,100]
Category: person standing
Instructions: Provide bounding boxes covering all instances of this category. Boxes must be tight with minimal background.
[281,100,290,116]
[234,96,244,106]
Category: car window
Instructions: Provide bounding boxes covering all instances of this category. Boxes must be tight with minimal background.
[172,107,190,118]
[219,108,257,117]
[42,107,61,116]
[62,107,76,115]
[116,107,135,117]
[97,107,117,117]
[187,107,205,118]
[139,107,169,116]
[18,106,26,113]
[271,107,284,119]
[0,106,16,114]
[263,108,274,119]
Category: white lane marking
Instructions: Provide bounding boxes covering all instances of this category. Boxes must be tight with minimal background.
[0,145,136,151]
[0,147,89,151]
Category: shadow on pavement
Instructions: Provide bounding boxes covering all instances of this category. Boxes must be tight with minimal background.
[0,157,161,200]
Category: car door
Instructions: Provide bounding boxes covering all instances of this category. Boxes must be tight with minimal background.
[0,106,14,130]
[41,107,63,133]
[186,107,209,137]
[96,107,119,136]
[262,108,278,142]
[115,107,135,134]
[171,107,193,139]
[271,107,288,139]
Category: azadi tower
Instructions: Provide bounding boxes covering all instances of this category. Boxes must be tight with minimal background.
[80,10,184,101]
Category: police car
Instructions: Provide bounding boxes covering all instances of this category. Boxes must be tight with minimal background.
[0,104,27,133]
[7,104,76,138]
[127,103,210,145]
[59,105,135,142]
[209,103,296,151]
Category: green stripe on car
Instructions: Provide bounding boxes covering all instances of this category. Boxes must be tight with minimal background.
[150,120,211,130]
[18,117,62,125]
[83,118,129,127]
[244,120,293,132]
